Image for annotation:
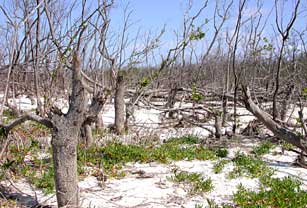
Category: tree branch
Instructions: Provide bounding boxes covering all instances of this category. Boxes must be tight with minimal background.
[0,113,54,136]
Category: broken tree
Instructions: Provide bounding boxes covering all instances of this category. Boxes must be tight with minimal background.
[0,53,108,207]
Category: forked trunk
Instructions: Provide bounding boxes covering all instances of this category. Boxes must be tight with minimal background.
[52,126,79,207]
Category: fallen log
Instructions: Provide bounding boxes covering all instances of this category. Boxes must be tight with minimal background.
[242,85,307,153]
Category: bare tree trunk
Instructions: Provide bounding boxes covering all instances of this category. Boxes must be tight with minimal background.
[115,74,125,134]
[83,124,93,147]
[165,86,178,118]
[34,0,44,116]
[214,114,222,138]
[222,61,229,126]
[280,85,294,121]
[273,0,300,120]
[95,111,104,129]
[52,126,79,207]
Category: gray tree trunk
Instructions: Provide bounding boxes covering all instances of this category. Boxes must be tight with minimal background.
[115,74,125,134]
[165,87,178,118]
[52,125,79,207]
[214,114,222,138]
[95,111,104,129]
[83,124,93,147]
[280,85,294,121]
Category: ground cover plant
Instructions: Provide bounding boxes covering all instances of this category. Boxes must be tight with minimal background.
[2,135,223,194]
[168,168,213,195]
[2,131,307,207]
[233,176,307,208]
[229,152,274,179]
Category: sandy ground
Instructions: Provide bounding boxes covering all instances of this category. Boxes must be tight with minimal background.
[1,96,307,207]
[2,144,307,208]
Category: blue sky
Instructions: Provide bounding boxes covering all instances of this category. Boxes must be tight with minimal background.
[0,0,306,64]
[109,0,307,32]
[105,0,307,61]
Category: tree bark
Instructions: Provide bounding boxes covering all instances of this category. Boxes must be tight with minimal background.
[214,114,222,138]
[165,87,178,118]
[52,125,79,207]
[115,74,125,134]
[280,85,294,121]
[83,124,93,147]
[95,111,104,129]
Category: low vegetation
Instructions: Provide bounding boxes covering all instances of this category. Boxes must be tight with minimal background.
[2,135,222,193]
[2,133,307,207]
[252,141,275,156]
[78,135,221,176]
[213,159,230,174]
[233,176,307,208]
[169,168,213,195]
[229,152,273,179]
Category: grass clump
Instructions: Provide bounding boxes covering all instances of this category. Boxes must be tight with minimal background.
[214,148,228,158]
[3,109,16,123]
[233,176,307,208]
[252,141,275,156]
[31,166,55,194]
[4,142,55,194]
[281,142,294,151]
[152,144,216,163]
[165,135,199,145]
[229,152,273,178]
[206,199,234,208]
[169,169,213,195]
[213,159,230,174]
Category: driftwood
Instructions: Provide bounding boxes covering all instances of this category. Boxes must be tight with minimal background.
[242,85,307,153]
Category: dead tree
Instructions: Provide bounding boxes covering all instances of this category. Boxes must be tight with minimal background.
[242,85,307,152]
[231,0,247,134]
[0,53,108,207]
[115,74,126,134]
[272,0,300,120]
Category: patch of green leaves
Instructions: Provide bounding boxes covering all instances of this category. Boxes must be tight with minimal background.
[6,143,54,194]
[191,84,204,102]
[169,169,213,195]
[3,109,15,124]
[206,199,234,208]
[31,165,55,194]
[282,142,294,151]
[252,141,275,156]
[233,176,307,208]
[190,27,205,41]
[229,152,273,178]
[140,77,150,88]
[214,148,228,158]
[213,159,230,174]
[78,136,217,175]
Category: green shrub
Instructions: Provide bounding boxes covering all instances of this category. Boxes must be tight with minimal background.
[233,176,307,208]
[169,169,213,195]
[31,166,55,194]
[206,199,234,208]
[3,109,15,123]
[252,141,274,156]
[214,148,229,158]
[165,135,200,145]
[229,152,273,178]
